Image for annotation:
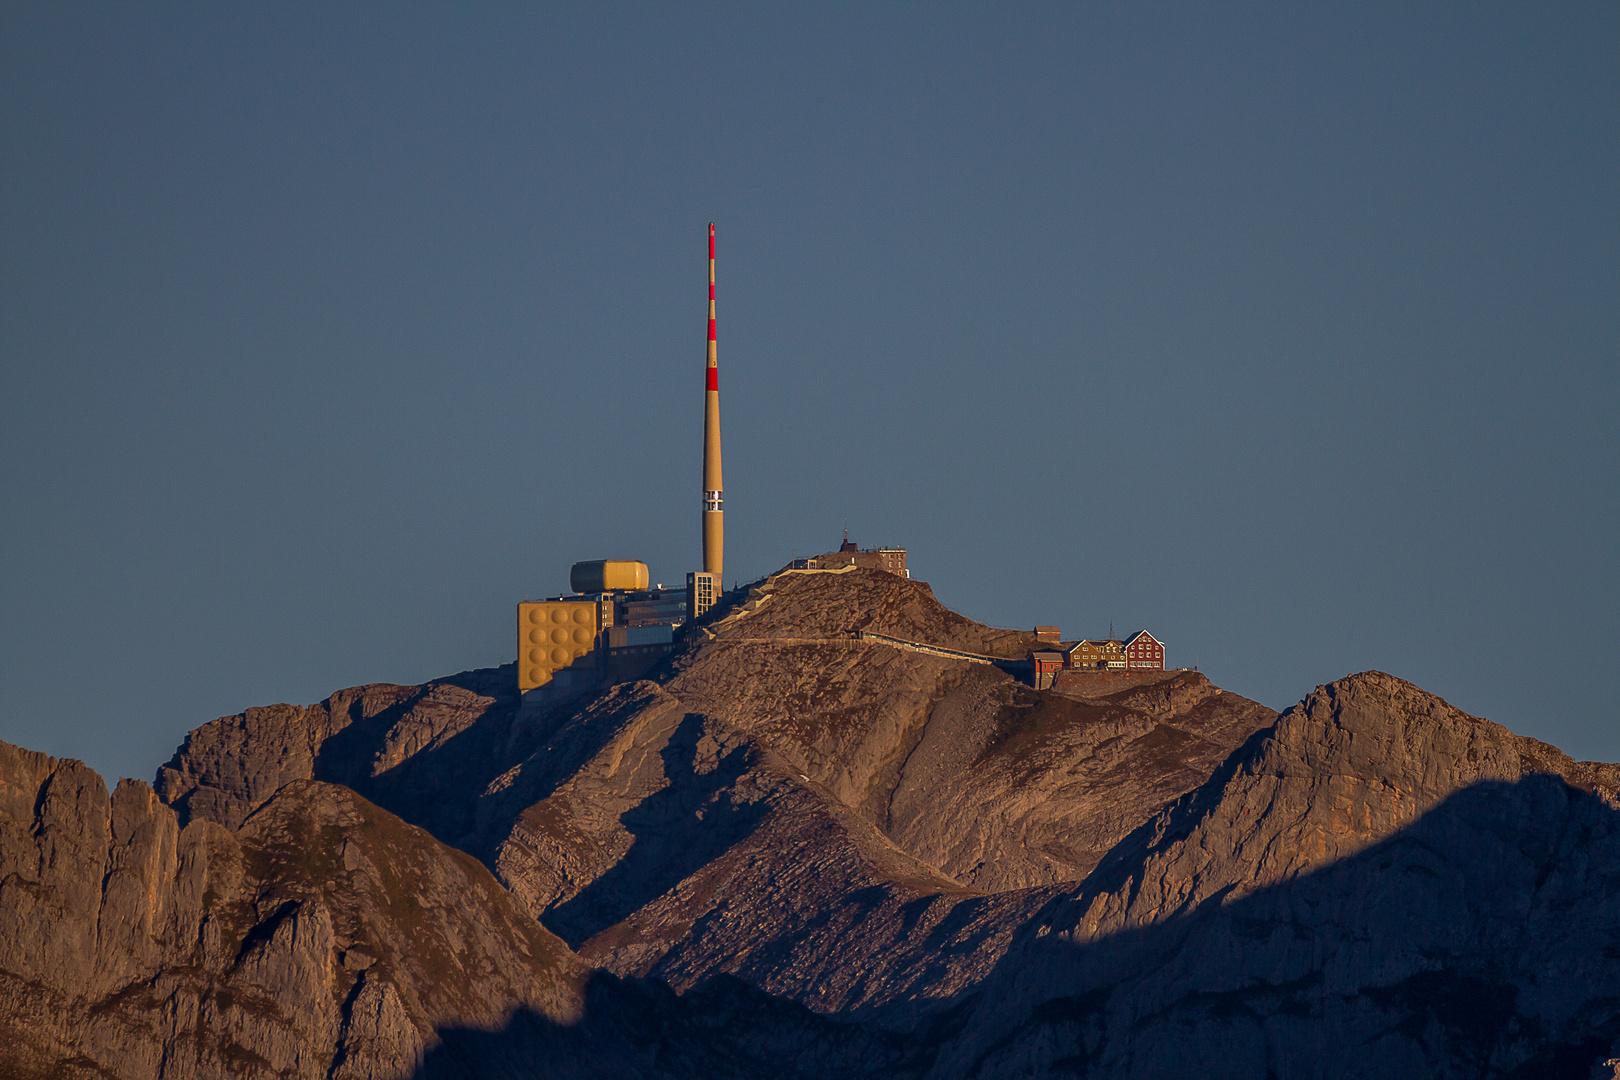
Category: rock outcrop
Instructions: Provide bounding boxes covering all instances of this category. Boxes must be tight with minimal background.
[152,569,1279,1011]
[934,671,1620,1078]
[2,740,919,1079]
[0,739,589,1078]
[8,567,1620,1078]
[154,665,519,844]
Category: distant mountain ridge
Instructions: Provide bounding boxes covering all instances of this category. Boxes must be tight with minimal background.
[4,566,1620,1078]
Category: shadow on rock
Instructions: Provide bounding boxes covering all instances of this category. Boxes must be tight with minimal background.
[317,670,660,864]
[307,666,524,848]
[412,969,933,1080]
[413,776,1620,1079]
[942,774,1620,1080]
[545,713,771,948]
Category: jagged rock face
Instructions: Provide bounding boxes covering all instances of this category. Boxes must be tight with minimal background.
[12,568,1620,1078]
[642,569,1278,894]
[934,672,1620,1078]
[727,659,1274,892]
[475,679,1046,1017]
[155,666,518,841]
[468,646,1269,1014]
[905,668,1274,890]
[0,740,926,1079]
[154,569,1278,992]
[0,741,594,1079]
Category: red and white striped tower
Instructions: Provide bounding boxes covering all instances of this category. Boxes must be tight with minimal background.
[702,223,724,581]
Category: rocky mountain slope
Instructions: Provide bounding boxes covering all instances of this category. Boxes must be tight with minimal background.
[6,565,1620,1078]
[939,672,1620,1078]
[0,741,918,1079]
[0,741,591,1078]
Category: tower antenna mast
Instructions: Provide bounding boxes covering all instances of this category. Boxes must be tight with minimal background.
[702,223,724,582]
[687,224,726,624]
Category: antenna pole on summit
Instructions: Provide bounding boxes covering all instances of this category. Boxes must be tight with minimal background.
[701,223,724,581]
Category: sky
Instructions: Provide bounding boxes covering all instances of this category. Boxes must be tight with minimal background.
[2,4,1616,785]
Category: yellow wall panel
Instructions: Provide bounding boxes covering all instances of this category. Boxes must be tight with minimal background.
[516,599,604,691]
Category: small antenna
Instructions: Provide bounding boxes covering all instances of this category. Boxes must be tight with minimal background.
[843,518,848,544]
[1109,620,1114,641]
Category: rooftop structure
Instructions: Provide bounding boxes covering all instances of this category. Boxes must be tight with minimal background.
[518,560,686,709]
[796,533,909,577]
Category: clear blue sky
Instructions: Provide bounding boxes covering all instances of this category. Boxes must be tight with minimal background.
[3,4,1616,784]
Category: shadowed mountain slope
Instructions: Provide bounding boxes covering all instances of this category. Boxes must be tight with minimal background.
[0,743,936,1079]
[154,567,1277,1014]
[931,671,1620,1078]
[477,680,1049,1018]
[10,568,1620,1077]
[0,741,594,1078]
[155,665,519,844]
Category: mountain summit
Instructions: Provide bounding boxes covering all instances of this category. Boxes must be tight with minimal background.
[4,566,1619,1078]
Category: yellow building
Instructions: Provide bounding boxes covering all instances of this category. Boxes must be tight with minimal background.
[1066,639,1126,670]
[516,597,612,693]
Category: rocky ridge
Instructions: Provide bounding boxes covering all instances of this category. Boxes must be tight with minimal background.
[0,741,916,1079]
[0,738,591,1079]
[6,565,1620,1077]
[939,672,1620,1077]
